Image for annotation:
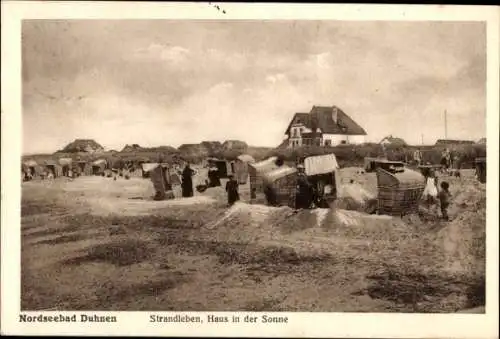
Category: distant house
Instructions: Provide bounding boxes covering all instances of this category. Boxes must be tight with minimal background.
[435,139,475,146]
[477,138,486,144]
[284,106,367,148]
[121,144,142,152]
[200,141,223,154]
[379,135,407,147]
[222,140,248,151]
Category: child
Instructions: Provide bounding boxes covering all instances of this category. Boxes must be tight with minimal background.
[422,169,439,210]
[438,181,451,221]
[225,175,240,206]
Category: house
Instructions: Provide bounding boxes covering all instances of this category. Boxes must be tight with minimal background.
[61,139,105,153]
[477,138,486,144]
[435,139,475,146]
[284,106,367,148]
[379,135,407,147]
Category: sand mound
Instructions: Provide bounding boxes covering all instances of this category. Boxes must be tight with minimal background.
[312,208,329,227]
[87,195,217,216]
[335,183,377,213]
[436,209,486,274]
[338,183,376,203]
[162,196,216,206]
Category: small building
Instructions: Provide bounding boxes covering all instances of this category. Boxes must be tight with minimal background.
[284,105,367,148]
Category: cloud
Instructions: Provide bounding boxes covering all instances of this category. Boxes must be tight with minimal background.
[266,73,287,84]
[22,20,486,153]
[134,43,190,64]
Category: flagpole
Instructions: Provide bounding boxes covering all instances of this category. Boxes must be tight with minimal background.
[444,110,448,139]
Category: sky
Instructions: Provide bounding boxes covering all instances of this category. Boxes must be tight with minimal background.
[22,20,486,154]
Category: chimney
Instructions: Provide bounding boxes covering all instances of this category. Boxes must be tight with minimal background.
[332,107,338,124]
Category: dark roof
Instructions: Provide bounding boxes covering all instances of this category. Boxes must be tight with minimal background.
[178,144,202,149]
[276,139,289,149]
[285,106,367,136]
[435,139,475,145]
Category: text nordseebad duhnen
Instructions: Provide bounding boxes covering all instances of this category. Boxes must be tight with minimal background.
[19,314,117,323]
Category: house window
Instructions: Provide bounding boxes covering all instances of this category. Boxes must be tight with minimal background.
[292,128,298,137]
[324,140,332,146]
[340,140,347,145]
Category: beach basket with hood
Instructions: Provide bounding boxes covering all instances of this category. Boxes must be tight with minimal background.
[234,154,255,184]
[248,156,280,200]
[376,165,425,216]
[474,157,486,183]
[45,159,63,177]
[303,153,341,201]
[261,165,298,208]
[143,163,174,200]
[92,159,107,175]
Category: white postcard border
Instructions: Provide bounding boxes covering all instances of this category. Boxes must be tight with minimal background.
[1,2,499,337]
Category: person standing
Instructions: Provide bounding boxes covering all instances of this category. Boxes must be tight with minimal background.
[225,175,240,206]
[181,163,196,198]
[413,148,423,166]
[441,148,451,174]
[422,168,439,211]
[208,162,221,187]
[295,164,313,209]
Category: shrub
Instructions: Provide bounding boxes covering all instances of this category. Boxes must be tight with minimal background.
[263,144,486,168]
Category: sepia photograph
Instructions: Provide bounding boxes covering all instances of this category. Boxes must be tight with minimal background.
[20,18,488,313]
[2,2,499,337]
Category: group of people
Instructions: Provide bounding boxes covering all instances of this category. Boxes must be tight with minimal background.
[151,161,241,206]
[414,147,461,175]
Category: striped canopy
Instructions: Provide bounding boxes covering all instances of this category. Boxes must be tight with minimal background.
[23,160,38,167]
[237,154,255,163]
[304,154,339,176]
[58,158,73,166]
[93,159,107,166]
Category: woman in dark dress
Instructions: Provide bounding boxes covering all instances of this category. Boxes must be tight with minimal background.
[181,164,196,197]
[225,175,240,206]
